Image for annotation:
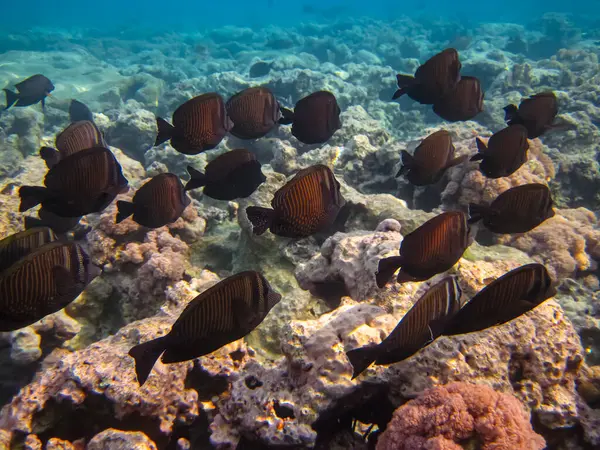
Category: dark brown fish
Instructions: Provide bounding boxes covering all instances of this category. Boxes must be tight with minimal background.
[432,76,484,122]
[116,173,190,228]
[396,130,468,185]
[279,91,341,144]
[185,149,266,200]
[376,211,470,288]
[4,74,54,110]
[0,241,100,331]
[392,48,462,104]
[155,93,233,155]
[128,270,282,385]
[19,147,129,217]
[226,87,281,139]
[346,276,462,378]
[0,227,57,273]
[443,263,555,336]
[40,120,106,168]
[470,124,529,179]
[246,164,345,238]
[469,183,555,234]
[504,92,558,139]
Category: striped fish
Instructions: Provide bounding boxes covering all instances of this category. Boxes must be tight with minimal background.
[246,164,346,238]
[376,211,470,288]
[128,271,282,386]
[0,241,100,331]
[185,149,266,200]
[226,87,281,139]
[432,76,484,122]
[279,91,341,145]
[0,227,57,274]
[155,93,233,155]
[392,48,461,104]
[397,130,468,185]
[470,124,529,178]
[346,276,462,378]
[19,147,129,217]
[444,263,555,336]
[469,183,555,234]
[116,173,191,228]
[40,120,106,169]
[504,92,558,139]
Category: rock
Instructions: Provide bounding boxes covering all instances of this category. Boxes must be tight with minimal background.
[87,429,158,450]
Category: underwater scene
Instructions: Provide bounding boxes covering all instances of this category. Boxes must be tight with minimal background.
[1,1,600,449]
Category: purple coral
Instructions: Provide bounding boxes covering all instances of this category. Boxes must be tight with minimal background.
[376,382,545,450]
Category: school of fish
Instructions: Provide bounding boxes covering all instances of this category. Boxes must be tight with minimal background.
[0,47,563,385]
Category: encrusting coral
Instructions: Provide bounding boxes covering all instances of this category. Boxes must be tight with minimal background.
[376,382,546,450]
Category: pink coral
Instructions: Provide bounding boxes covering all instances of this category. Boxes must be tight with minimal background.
[376,382,546,450]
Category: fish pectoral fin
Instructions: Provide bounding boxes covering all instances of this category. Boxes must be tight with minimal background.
[232,297,257,329]
[52,265,77,298]
[474,137,487,156]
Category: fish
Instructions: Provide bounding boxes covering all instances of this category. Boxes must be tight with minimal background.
[392,48,461,104]
[396,130,468,185]
[470,124,529,179]
[116,173,190,228]
[185,149,266,200]
[69,99,95,123]
[0,227,57,274]
[154,93,233,155]
[346,276,462,379]
[19,146,129,217]
[443,263,556,336]
[376,211,470,288]
[278,91,341,144]
[24,208,82,235]
[128,270,281,385]
[40,120,106,169]
[504,91,558,138]
[249,61,272,78]
[0,241,100,331]
[226,87,281,139]
[246,164,345,238]
[469,183,555,234]
[432,76,484,122]
[3,74,54,110]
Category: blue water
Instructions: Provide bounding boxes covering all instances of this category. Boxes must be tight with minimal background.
[2,0,600,449]
[4,0,599,31]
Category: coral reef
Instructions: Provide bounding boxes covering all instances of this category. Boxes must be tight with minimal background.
[376,382,546,450]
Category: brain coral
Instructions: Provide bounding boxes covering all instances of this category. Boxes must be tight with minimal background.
[376,382,546,450]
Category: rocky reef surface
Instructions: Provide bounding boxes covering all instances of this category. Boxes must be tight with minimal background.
[1,13,600,450]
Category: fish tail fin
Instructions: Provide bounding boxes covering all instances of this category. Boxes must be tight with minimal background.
[468,203,488,224]
[23,216,45,230]
[116,201,135,223]
[503,104,519,123]
[128,336,167,386]
[18,186,47,212]
[392,75,416,100]
[396,150,414,177]
[346,345,379,379]
[470,138,487,161]
[376,255,404,288]
[184,165,207,191]
[155,117,175,146]
[39,146,60,168]
[246,206,274,235]
[278,107,294,125]
[3,89,18,109]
